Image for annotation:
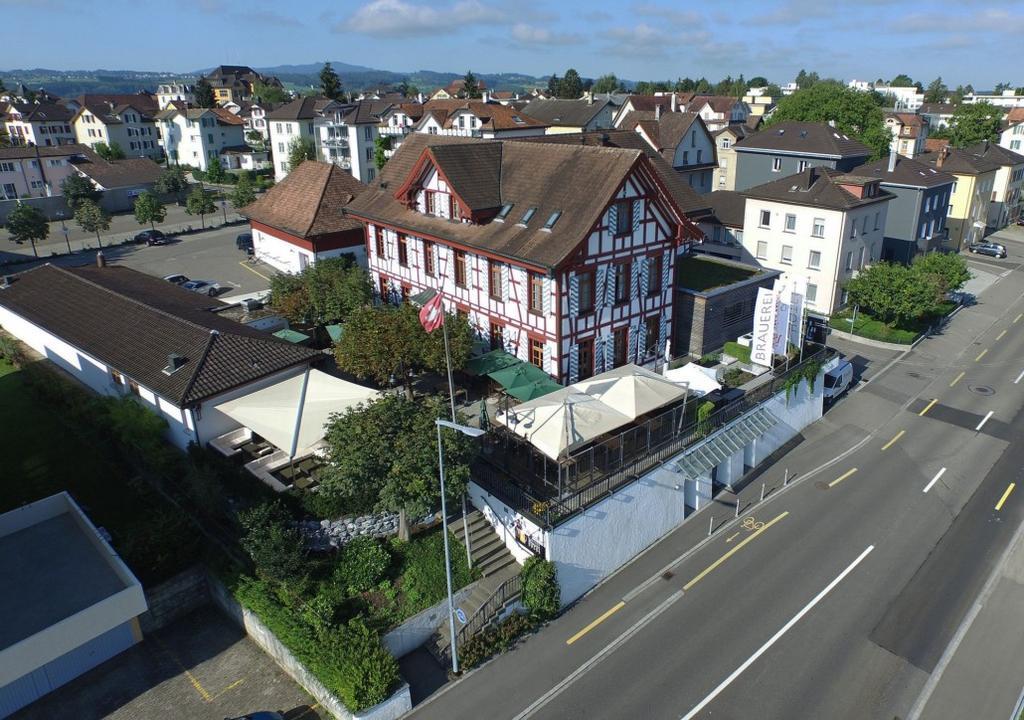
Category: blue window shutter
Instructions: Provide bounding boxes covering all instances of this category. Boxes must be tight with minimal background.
[569,344,579,383]
[662,251,672,291]
[639,257,649,297]
[604,266,617,306]
[632,261,642,299]
[501,264,510,301]
[658,312,668,358]
[632,199,642,232]
[595,266,607,308]
[569,273,580,317]
[628,324,639,363]
[602,333,614,370]
[607,202,618,232]
[637,321,647,359]
[542,277,552,315]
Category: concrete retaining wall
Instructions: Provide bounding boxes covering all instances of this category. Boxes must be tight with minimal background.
[206,573,412,720]
[138,565,209,634]
[381,583,476,659]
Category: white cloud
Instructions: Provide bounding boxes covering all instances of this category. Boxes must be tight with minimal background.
[509,23,583,46]
[342,0,508,37]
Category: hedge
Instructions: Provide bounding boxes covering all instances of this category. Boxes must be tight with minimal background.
[521,558,560,620]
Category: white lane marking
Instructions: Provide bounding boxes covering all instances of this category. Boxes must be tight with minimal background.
[1015,368,1024,384]
[513,590,684,720]
[680,546,875,720]
[976,411,994,431]
[923,468,946,494]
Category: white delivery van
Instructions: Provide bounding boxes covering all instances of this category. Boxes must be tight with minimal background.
[822,357,853,402]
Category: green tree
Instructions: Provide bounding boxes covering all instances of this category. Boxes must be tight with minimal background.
[94,142,126,161]
[845,261,940,325]
[521,557,561,620]
[911,251,971,296]
[133,191,166,231]
[994,82,1012,94]
[949,85,969,104]
[5,202,49,257]
[559,68,582,99]
[270,256,371,325]
[238,502,308,583]
[60,173,103,210]
[194,77,215,107]
[924,77,947,104]
[794,69,820,89]
[948,102,1003,146]
[764,83,783,98]
[767,81,890,159]
[287,137,316,172]
[462,70,480,99]
[397,79,420,97]
[74,199,110,247]
[592,74,620,94]
[203,158,227,183]
[252,81,290,104]
[184,183,215,228]
[889,74,915,87]
[245,129,265,148]
[633,81,655,96]
[373,135,391,170]
[319,61,344,100]
[229,171,256,208]
[155,165,189,205]
[749,76,769,88]
[546,73,560,96]
[675,77,696,92]
[694,77,712,93]
[334,618,400,712]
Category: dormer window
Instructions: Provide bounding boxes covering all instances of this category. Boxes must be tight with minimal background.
[520,207,537,225]
[543,210,562,230]
[496,202,514,221]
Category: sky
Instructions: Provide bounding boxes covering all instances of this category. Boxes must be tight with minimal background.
[3,0,1023,88]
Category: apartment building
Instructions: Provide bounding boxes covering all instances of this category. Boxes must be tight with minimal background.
[71,100,162,160]
[919,147,999,249]
[621,110,716,193]
[157,106,245,171]
[2,102,75,147]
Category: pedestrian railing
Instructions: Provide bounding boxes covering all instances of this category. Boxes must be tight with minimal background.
[451,574,522,653]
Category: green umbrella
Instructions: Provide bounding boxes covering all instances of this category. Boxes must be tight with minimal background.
[488,361,550,391]
[505,378,562,401]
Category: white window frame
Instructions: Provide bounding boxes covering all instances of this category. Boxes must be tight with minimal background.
[756,240,768,260]
[772,157,782,172]
[780,245,793,265]
[759,209,771,228]
[784,214,796,233]
[808,250,821,269]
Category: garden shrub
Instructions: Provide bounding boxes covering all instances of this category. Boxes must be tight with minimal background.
[458,612,537,670]
[334,618,400,711]
[239,501,309,583]
[0,333,24,366]
[398,529,475,614]
[333,536,391,594]
[520,557,560,620]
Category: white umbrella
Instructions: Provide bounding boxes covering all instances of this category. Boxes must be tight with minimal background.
[572,363,688,419]
[499,391,631,461]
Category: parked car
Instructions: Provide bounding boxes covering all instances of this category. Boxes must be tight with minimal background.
[134,229,168,246]
[236,232,253,251]
[968,241,1007,258]
[163,274,190,285]
[182,280,222,296]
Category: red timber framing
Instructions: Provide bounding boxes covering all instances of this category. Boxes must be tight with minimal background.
[249,220,364,254]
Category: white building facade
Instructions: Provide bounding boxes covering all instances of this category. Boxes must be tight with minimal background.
[158,108,245,171]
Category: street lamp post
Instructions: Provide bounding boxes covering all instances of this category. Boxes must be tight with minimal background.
[220,199,228,225]
[56,210,71,255]
[435,418,485,676]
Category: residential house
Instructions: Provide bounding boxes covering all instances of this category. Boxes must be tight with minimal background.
[851,151,956,261]
[0,144,79,202]
[847,79,873,92]
[222,100,278,144]
[741,88,775,118]
[67,149,165,211]
[157,106,246,171]
[267,96,340,180]
[156,82,194,109]
[241,160,368,273]
[520,96,614,134]
[999,107,1024,153]
[612,94,692,128]
[687,96,751,132]
[692,190,746,260]
[488,91,520,105]
[963,90,1024,108]
[621,110,716,193]
[71,100,161,160]
[65,93,158,116]
[918,103,958,130]
[712,123,757,191]
[412,100,548,140]
[345,134,702,382]
[205,65,283,104]
[884,112,928,158]
[874,85,924,111]
[430,78,488,100]
[964,140,1024,227]
[740,167,893,314]
[2,102,75,147]
[0,263,321,451]
[781,82,799,96]
[919,147,1000,249]
[733,121,872,191]
[377,102,425,157]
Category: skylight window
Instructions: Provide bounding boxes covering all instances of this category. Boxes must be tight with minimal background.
[543,210,562,230]
[512,115,525,124]
[520,207,537,224]
[496,203,514,220]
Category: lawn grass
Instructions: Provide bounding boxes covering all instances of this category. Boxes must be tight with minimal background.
[830,301,959,345]
[676,255,757,292]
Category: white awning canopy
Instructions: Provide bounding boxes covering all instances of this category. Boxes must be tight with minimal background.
[215,369,379,456]
[573,364,688,419]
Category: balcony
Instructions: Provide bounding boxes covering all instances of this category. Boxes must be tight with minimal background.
[321,135,349,149]
[379,125,411,136]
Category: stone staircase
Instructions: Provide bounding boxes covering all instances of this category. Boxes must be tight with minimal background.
[429,510,521,663]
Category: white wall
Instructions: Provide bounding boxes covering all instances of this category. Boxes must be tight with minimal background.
[467,481,547,565]
[253,227,367,275]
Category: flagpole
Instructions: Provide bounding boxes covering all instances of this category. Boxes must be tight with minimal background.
[438,295,473,568]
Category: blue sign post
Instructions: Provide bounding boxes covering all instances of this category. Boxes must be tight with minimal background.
[455,608,467,625]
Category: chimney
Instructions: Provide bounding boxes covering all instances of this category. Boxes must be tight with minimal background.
[482,90,490,103]
[887,144,898,173]
[936,146,948,168]
[655,104,662,121]
[671,93,677,112]
[586,90,593,105]
[96,250,106,268]
[417,92,424,104]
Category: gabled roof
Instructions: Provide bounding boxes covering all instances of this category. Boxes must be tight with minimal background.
[346,134,695,270]
[918,148,1002,175]
[1005,108,1024,127]
[74,100,156,126]
[266,96,341,121]
[520,98,611,127]
[0,143,90,161]
[4,102,72,122]
[918,103,958,115]
[713,123,756,142]
[0,265,319,406]
[73,93,158,115]
[69,153,164,189]
[745,166,894,211]
[850,154,956,188]
[621,111,706,164]
[416,100,547,132]
[241,160,367,238]
[964,140,1024,167]
[735,121,872,158]
[690,96,740,114]
[426,142,503,211]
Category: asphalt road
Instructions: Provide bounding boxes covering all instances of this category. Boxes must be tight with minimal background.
[409,243,1024,719]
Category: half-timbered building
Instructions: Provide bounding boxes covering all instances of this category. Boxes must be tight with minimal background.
[345,135,703,383]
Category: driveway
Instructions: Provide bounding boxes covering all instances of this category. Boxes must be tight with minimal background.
[12,606,324,720]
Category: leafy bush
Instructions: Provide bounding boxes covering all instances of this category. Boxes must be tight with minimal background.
[696,352,720,367]
[458,612,536,670]
[722,341,751,364]
[397,529,476,613]
[333,536,391,594]
[520,557,560,620]
[334,618,400,711]
[239,502,309,583]
[0,333,24,366]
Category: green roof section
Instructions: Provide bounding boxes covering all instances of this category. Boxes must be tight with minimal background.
[504,377,562,401]
[273,328,311,344]
[324,324,343,343]
[465,349,521,376]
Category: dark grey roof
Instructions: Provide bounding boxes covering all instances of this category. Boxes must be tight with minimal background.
[735,121,872,158]
[619,111,707,165]
[5,102,72,122]
[963,140,1024,167]
[918,148,1002,175]
[745,167,894,211]
[918,103,958,115]
[0,265,319,405]
[850,154,956,189]
[704,191,746,227]
[266,96,338,121]
[520,98,611,127]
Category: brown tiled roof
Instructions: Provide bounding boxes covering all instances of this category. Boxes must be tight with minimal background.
[690,96,739,114]
[850,154,955,188]
[622,95,694,114]
[620,111,705,164]
[963,140,1024,167]
[69,153,164,189]
[919,148,1001,175]
[210,107,244,125]
[918,103,958,115]
[443,78,487,95]
[266,96,339,121]
[0,265,319,405]
[704,190,746,227]
[241,160,367,238]
[745,167,894,211]
[520,98,611,127]
[1006,108,1024,126]
[924,138,949,153]
[735,121,871,158]
[417,100,547,132]
[516,130,711,216]
[74,93,158,115]
[346,134,693,269]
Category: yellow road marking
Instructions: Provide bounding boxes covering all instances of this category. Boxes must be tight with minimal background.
[184,669,212,702]
[919,398,938,417]
[209,678,245,701]
[726,532,740,543]
[828,468,859,488]
[566,601,626,645]
[683,512,789,591]
[1015,313,1022,324]
[882,430,906,450]
[238,260,272,281]
[950,371,965,387]
[997,329,1008,341]
[976,348,989,362]
[995,483,1016,511]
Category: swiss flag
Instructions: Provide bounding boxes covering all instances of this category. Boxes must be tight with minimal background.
[419,292,445,333]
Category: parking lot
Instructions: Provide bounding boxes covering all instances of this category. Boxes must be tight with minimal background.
[12,606,324,720]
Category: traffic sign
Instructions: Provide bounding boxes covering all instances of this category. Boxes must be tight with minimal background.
[455,608,467,625]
